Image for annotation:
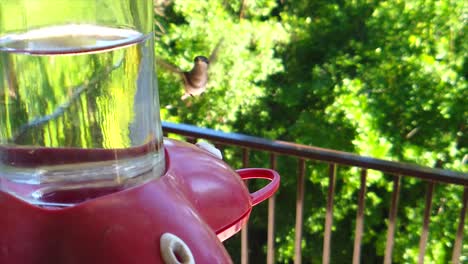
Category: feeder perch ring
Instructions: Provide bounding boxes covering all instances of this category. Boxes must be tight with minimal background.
[160,233,195,264]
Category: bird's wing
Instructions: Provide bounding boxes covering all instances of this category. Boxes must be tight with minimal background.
[156,57,183,74]
[208,38,224,66]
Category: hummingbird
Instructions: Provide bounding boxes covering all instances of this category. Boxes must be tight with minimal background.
[156,39,223,100]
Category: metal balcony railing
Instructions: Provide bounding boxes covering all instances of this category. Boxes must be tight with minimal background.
[162,121,468,264]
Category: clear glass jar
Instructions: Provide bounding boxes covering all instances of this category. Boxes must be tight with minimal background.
[0,0,165,207]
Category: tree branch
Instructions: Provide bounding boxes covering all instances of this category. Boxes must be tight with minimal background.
[13,58,124,143]
[239,0,247,20]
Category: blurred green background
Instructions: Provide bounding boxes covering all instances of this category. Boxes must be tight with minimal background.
[154,0,466,263]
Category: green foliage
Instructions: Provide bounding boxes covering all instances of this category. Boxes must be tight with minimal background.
[155,0,467,263]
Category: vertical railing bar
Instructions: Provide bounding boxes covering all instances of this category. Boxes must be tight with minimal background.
[214,143,224,153]
[352,169,368,264]
[242,148,249,168]
[451,186,468,264]
[241,148,250,264]
[322,163,337,264]
[267,153,277,264]
[418,181,435,264]
[384,175,401,264]
[294,159,306,264]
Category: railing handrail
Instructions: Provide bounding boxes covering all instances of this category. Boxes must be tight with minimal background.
[162,122,468,185]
